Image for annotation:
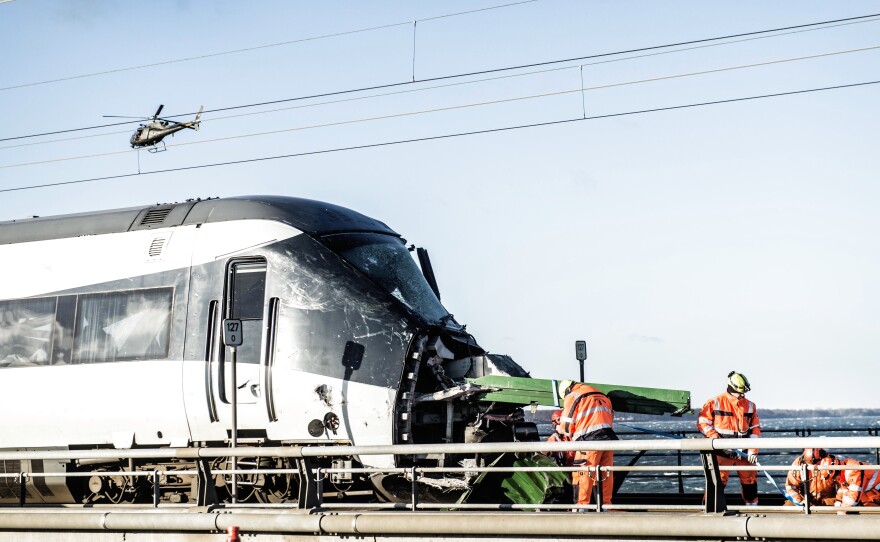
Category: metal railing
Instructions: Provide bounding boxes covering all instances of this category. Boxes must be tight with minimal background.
[610,425,880,498]
[0,436,877,515]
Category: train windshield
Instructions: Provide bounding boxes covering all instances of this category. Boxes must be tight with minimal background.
[321,233,449,324]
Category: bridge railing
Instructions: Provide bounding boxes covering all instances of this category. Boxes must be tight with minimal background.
[611,425,880,496]
[0,436,877,514]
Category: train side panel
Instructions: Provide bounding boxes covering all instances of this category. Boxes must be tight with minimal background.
[182,220,304,443]
[0,228,197,450]
[182,221,409,464]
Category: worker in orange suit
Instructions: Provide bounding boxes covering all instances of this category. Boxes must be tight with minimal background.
[545,409,576,467]
[696,371,761,505]
[835,458,880,509]
[543,409,575,504]
[785,448,840,506]
[558,379,617,507]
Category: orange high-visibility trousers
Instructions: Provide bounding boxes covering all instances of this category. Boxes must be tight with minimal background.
[716,454,757,485]
[574,450,613,505]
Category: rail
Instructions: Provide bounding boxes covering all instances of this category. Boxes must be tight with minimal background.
[0,436,878,516]
[612,425,880,499]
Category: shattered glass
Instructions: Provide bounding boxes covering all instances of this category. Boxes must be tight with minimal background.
[320,233,449,324]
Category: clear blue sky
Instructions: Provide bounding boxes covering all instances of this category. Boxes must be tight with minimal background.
[1,1,878,409]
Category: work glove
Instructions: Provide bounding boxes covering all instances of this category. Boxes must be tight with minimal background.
[747,452,759,465]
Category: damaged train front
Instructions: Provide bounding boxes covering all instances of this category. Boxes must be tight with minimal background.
[316,231,540,503]
[379,320,539,502]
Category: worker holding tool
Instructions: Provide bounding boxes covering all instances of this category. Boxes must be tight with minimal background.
[696,371,761,505]
[835,457,880,509]
[544,409,575,504]
[785,448,840,506]
[545,409,575,468]
[558,380,618,507]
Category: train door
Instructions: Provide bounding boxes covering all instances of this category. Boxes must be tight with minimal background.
[220,259,267,413]
[182,255,274,443]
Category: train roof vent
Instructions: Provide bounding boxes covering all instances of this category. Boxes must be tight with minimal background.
[140,207,172,226]
[130,202,196,232]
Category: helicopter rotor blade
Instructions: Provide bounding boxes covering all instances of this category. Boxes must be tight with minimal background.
[153,104,164,120]
[103,115,150,119]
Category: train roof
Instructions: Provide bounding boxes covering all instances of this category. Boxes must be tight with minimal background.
[0,195,398,245]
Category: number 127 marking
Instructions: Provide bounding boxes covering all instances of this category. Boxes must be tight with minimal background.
[223,319,243,346]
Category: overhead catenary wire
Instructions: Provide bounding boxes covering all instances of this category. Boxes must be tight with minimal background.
[2,12,878,144]
[1,78,877,194]
[3,43,877,170]
[6,16,877,153]
[0,0,539,93]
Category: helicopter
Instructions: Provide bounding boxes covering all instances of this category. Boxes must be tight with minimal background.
[104,105,204,152]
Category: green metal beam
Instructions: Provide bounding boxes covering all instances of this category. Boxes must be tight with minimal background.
[466,376,691,416]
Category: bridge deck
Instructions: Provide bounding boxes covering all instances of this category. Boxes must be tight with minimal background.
[0,507,878,542]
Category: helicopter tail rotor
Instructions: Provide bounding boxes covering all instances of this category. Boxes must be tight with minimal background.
[191,106,204,131]
[180,106,204,131]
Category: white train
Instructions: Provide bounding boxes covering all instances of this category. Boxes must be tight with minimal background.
[0,196,532,504]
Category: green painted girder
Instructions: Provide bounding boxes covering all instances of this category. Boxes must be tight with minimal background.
[466,375,692,416]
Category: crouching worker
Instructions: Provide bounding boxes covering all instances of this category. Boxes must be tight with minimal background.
[785,448,839,506]
[543,409,575,504]
[544,410,575,467]
[697,371,761,505]
[835,458,880,511]
[558,380,618,507]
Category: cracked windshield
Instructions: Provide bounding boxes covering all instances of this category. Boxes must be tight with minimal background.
[322,233,449,324]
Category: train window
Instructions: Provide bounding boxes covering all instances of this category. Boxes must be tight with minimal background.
[73,288,173,364]
[226,260,266,364]
[320,233,449,324]
[53,296,76,364]
[229,262,266,319]
[0,297,58,368]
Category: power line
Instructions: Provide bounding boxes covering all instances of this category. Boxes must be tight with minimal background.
[0,0,538,93]
[418,1,536,22]
[2,79,876,194]
[3,12,878,144]
[4,43,878,170]
[4,16,878,153]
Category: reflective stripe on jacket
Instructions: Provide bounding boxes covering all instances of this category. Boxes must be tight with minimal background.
[696,391,761,454]
[784,455,839,503]
[560,383,615,441]
[545,432,576,467]
[837,458,880,506]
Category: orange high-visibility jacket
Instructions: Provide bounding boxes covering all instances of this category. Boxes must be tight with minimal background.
[837,458,880,506]
[545,432,576,466]
[560,383,615,441]
[696,391,761,454]
[785,455,839,504]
